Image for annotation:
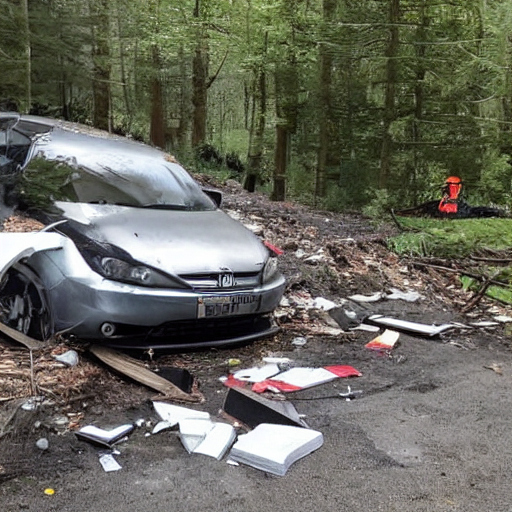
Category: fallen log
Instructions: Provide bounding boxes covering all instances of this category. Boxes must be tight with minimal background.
[89,345,202,403]
[0,322,45,351]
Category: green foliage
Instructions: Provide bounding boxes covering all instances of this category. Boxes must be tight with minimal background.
[3,0,512,211]
[362,189,395,220]
[389,217,512,259]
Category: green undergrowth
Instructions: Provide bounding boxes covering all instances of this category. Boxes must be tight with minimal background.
[388,217,512,259]
[389,217,512,304]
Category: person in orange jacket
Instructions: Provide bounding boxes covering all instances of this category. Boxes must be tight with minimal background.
[438,176,462,214]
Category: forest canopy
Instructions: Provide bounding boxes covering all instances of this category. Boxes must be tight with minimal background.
[1,0,512,211]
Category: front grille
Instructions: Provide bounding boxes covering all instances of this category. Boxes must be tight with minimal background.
[179,272,260,290]
[104,314,276,349]
[150,314,271,342]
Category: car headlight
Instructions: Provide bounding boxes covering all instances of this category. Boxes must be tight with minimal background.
[262,257,279,283]
[99,257,185,288]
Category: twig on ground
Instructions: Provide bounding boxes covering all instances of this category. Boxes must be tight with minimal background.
[462,270,501,313]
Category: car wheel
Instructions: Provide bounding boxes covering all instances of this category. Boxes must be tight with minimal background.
[0,264,53,340]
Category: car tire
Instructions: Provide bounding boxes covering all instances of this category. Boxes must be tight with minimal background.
[0,263,53,340]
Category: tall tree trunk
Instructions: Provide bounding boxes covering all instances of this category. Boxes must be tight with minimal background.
[379,0,400,189]
[192,0,208,147]
[150,45,165,148]
[271,11,299,203]
[244,31,268,193]
[272,123,288,201]
[408,0,427,203]
[91,0,111,131]
[178,44,190,148]
[116,0,132,130]
[315,0,335,200]
[22,0,31,111]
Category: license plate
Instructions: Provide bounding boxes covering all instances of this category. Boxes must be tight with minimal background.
[197,294,259,318]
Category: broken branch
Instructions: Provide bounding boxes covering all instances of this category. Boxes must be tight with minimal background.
[89,345,202,403]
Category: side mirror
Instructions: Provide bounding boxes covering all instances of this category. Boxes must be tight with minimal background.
[202,188,222,208]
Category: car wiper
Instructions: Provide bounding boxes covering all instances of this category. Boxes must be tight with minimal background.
[139,203,192,211]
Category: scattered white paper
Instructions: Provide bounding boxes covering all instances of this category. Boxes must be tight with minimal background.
[178,418,214,453]
[313,297,337,311]
[192,423,237,460]
[153,402,210,427]
[229,423,323,476]
[272,367,338,389]
[178,419,236,460]
[233,364,281,383]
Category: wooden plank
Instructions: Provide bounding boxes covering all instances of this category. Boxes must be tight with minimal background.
[89,345,201,403]
[0,322,45,351]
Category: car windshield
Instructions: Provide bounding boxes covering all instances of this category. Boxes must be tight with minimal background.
[14,128,216,212]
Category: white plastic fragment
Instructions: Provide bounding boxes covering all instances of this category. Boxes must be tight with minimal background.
[350,324,380,332]
[233,364,281,383]
[292,336,307,346]
[36,438,49,450]
[262,357,292,365]
[313,297,337,311]
[99,453,122,472]
[385,288,422,302]
[348,292,385,303]
[53,350,79,367]
[21,397,44,411]
[152,421,174,435]
[494,315,512,323]
[229,423,324,476]
[178,419,236,460]
[469,321,500,327]
[270,367,339,389]
[153,402,210,427]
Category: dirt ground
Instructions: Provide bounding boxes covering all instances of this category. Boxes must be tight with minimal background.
[1,180,512,511]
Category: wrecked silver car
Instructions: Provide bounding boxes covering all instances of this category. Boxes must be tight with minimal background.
[0,113,285,349]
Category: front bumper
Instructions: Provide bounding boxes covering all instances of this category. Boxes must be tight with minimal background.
[33,249,285,348]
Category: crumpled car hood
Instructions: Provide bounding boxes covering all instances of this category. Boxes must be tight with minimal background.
[55,203,268,275]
